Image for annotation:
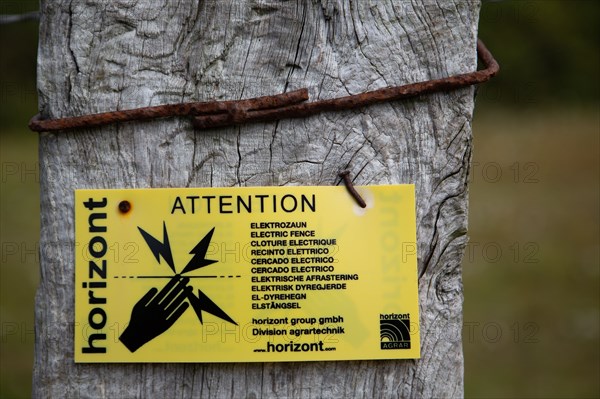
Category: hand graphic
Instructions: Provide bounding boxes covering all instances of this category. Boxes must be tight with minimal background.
[119,275,192,352]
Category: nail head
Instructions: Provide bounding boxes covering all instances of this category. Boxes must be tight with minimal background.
[118,200,131,214]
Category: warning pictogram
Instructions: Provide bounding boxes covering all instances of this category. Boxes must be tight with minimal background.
[119,223,237,352]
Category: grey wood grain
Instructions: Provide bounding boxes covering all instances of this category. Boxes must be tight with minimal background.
[34,1,479,397]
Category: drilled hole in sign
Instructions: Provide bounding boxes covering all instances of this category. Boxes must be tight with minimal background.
[119,200,132,214]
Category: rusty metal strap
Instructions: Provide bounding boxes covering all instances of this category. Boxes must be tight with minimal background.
[28,39,498,133]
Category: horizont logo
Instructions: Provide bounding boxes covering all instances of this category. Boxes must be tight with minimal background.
[380,314,411,350]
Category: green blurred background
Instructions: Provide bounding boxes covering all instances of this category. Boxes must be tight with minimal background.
[0,1,598,398]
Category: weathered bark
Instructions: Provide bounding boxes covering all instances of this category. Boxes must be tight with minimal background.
[34,1,478,397]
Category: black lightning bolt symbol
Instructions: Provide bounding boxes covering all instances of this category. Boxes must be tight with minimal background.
[181,227,218,274]
[137,223,237,326]
[187,288,238,325]
[138,222,176,273]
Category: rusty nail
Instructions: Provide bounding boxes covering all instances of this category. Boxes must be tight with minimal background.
[339,171,367,208]
[118,200,131,214]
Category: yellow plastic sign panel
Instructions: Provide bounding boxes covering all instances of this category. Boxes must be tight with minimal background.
[74,185,420,363]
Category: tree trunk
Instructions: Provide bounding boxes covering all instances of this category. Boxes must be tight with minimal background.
[34,1,479,397]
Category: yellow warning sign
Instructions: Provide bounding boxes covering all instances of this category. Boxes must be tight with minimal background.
[74,185,420,362]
